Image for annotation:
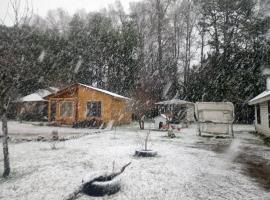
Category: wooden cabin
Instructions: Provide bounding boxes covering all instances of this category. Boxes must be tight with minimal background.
[44,83,132,126]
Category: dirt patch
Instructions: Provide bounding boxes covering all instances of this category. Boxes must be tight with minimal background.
[234,152,270,190]
[188,140,233,154]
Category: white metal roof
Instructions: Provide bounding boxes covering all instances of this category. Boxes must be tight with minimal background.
[248,90,270,105]
[154,114,169,120]
[155,99,192,105]
[19,93,47,102]
[79,83,131,100]
[18,87,59,102]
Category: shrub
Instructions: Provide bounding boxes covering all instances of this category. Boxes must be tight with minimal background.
[73,119,103,128]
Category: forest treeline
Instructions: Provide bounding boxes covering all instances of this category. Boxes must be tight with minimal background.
[1,0,270,122]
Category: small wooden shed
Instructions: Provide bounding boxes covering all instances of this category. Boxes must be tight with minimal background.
[44,83,132,126]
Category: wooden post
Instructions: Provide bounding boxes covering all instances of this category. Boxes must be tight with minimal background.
[2,113,10,177]
[198,122,201,136]
[48,100,51,122]
[56,100,59,122]
[231,123,234,138]
[74,98,78,123]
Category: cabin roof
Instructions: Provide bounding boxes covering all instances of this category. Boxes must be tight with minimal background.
[17,87,59,102]
[79,83,131,100]
[155,99,192,105]
[45,83,131,100]
[248,90,270,105]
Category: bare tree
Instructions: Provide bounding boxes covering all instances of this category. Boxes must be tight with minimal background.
[0,0,37,178]
[131,85,156,129]
[195,2,207,68]
[180,0,197,90]
[46,8,71,37]
[9,0,33,27]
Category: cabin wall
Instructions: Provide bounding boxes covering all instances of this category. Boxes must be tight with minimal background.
[255,102,270,136]
[77,85,113,124]
[111,99,132,125]
[48,86,78,124]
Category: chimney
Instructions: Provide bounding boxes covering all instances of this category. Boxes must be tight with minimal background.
[267,76,270,90]
[262,67,270,90]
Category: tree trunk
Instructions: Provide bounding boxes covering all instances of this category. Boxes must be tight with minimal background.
[2,113,10,178]
[139,119,144,130]
[200,27,205,68]
[213,16,219,55]
[145,130,150,151]
[184,0,191,91]
[156,0,163,78]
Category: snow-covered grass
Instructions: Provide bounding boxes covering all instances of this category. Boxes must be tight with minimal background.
[0,122,269,200]
[0,121,99,140]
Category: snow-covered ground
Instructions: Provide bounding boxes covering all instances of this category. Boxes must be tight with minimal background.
[0,121,100,140]
[0,122,270,200]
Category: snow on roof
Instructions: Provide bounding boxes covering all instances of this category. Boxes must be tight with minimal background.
[47,87,59,93]
[18,88,59,102]
[79,83,131,100]
[248,90,270,105]
[155,99,192,105]
[154,114,168,119]
[44,83,130,100]
[161,114,169,119]
[19,93,47,102]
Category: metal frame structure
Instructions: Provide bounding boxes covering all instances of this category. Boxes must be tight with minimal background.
[195,102,234,137]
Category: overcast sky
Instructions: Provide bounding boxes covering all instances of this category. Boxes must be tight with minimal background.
[0,0,141,26]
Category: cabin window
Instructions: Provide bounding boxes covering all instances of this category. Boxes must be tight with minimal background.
[256,105,261,124]
[86,101,101,117]
[60,101,74,117]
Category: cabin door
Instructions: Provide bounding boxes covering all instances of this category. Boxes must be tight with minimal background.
[50,100,57,121]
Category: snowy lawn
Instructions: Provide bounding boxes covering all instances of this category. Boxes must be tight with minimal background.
[0,122,270,200]
[0,121,100,140]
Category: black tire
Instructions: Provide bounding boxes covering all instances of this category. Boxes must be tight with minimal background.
[82,176,121,197]
[135,150,158,157]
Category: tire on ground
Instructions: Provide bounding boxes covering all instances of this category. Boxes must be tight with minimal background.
[135,150,158,157]
[82,176,121,197]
